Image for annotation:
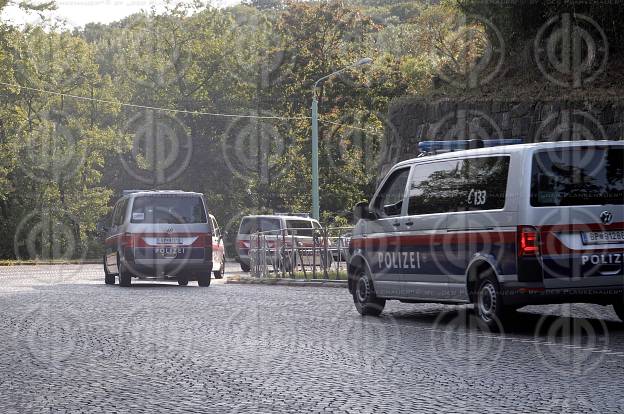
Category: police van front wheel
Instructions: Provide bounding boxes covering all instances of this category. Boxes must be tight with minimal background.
[353,270,385,317]
[612,302,624,322]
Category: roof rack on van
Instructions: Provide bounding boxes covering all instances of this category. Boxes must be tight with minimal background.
[418,139,523,156]
[274,213,311,218]
[123,190,149,195]
[122,189,185,195]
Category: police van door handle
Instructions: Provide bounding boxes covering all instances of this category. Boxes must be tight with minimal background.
[405,221,414,226]
[392,221,401,227]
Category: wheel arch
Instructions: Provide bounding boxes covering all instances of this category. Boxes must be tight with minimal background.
[347,254,372,294]
[465,255,501,303]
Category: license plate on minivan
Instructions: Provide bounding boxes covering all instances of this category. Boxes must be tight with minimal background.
[157,237,182,245]
[581,231,624,245]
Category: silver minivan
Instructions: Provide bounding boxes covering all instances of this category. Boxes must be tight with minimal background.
[235,214,324,272]
[103,190,224,287]
[349,140,624,329]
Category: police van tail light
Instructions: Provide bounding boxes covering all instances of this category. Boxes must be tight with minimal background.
[518,226,540,257]
[193,234,209,248]
[120,233,137,248]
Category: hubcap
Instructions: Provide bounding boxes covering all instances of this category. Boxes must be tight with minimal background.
[356,276,369,303]
[478,282,496,322]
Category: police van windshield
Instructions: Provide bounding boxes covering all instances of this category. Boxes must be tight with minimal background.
[531,147,624,207]
[131,195,207,224]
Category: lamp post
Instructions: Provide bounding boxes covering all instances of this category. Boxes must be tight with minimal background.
[310,57,373,220]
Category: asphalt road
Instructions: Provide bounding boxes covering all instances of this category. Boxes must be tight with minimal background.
[0,263,623,413]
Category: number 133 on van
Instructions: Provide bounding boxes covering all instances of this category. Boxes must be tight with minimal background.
[468,189,487,206]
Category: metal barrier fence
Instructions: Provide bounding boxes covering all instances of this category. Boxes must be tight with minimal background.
[249,226,353,279]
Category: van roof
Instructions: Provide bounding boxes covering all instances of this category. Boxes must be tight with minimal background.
[396,140,623,168]
[123,190,204,198]
[242,215,318,221]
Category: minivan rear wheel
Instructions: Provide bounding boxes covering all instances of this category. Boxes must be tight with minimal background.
[352,269,385,316]
[613,302,624,322]
[213,256,225,279]
[240,262,250,272]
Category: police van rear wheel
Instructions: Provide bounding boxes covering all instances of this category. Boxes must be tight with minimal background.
[613,302,624,322]
[353,270,385,316]
[476,277,505,331]
[117,255,132,287]
[197,272,211,287]
[240,262,251,272]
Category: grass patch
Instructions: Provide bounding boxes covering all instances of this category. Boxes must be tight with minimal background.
[0,259,100,266]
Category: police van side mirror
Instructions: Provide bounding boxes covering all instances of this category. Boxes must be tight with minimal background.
[354,201,374,222]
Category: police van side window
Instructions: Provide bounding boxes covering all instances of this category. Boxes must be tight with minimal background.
[407,157,510,215]
[408,161,461,215]
[457,156,510,211]
[373,168,410,217]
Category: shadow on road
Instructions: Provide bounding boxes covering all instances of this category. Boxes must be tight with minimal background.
[389,305,624,338]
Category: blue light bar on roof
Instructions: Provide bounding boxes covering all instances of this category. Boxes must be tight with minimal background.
[418,139,523,153]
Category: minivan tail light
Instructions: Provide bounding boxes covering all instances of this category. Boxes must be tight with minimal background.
[518,226,540,257]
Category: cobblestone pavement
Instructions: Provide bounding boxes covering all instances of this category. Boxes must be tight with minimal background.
[0,264,623,413]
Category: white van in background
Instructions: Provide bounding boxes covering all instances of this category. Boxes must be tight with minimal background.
[236,214,323,272]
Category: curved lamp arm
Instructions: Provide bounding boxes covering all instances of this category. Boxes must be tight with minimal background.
[313,58,373,97]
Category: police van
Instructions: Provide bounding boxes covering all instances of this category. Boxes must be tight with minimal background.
[103,190,225,287]
[348,140,624,329]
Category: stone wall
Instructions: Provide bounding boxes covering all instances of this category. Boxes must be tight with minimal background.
[381,98,624,176]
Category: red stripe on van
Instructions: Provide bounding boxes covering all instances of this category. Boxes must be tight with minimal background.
[350,231,516,248]
[105,233,210,248]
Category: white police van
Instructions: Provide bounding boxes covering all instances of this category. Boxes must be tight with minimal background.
[103,190,225,287]
[348,140,624,329]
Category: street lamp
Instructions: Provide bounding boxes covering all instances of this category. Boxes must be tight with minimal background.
[310,58,373,220]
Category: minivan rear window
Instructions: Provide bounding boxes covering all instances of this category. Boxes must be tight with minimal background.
[239,218,281,234]
[531,147,624,207]
[286,220,314,236]
[131,195,207,224]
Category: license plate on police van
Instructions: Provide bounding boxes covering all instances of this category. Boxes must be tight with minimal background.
[581,231,624,245]
[157,237,182,245]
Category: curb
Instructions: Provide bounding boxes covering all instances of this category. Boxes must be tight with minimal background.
[0,260,101,266]
[226,276,347,288]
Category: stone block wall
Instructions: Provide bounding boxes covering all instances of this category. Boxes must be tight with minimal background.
[380,98,624,177]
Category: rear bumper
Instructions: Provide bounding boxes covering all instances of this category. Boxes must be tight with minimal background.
[500,282,623,306]
[122,258,213,278]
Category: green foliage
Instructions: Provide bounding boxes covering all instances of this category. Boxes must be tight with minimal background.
[2,0,617,259]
